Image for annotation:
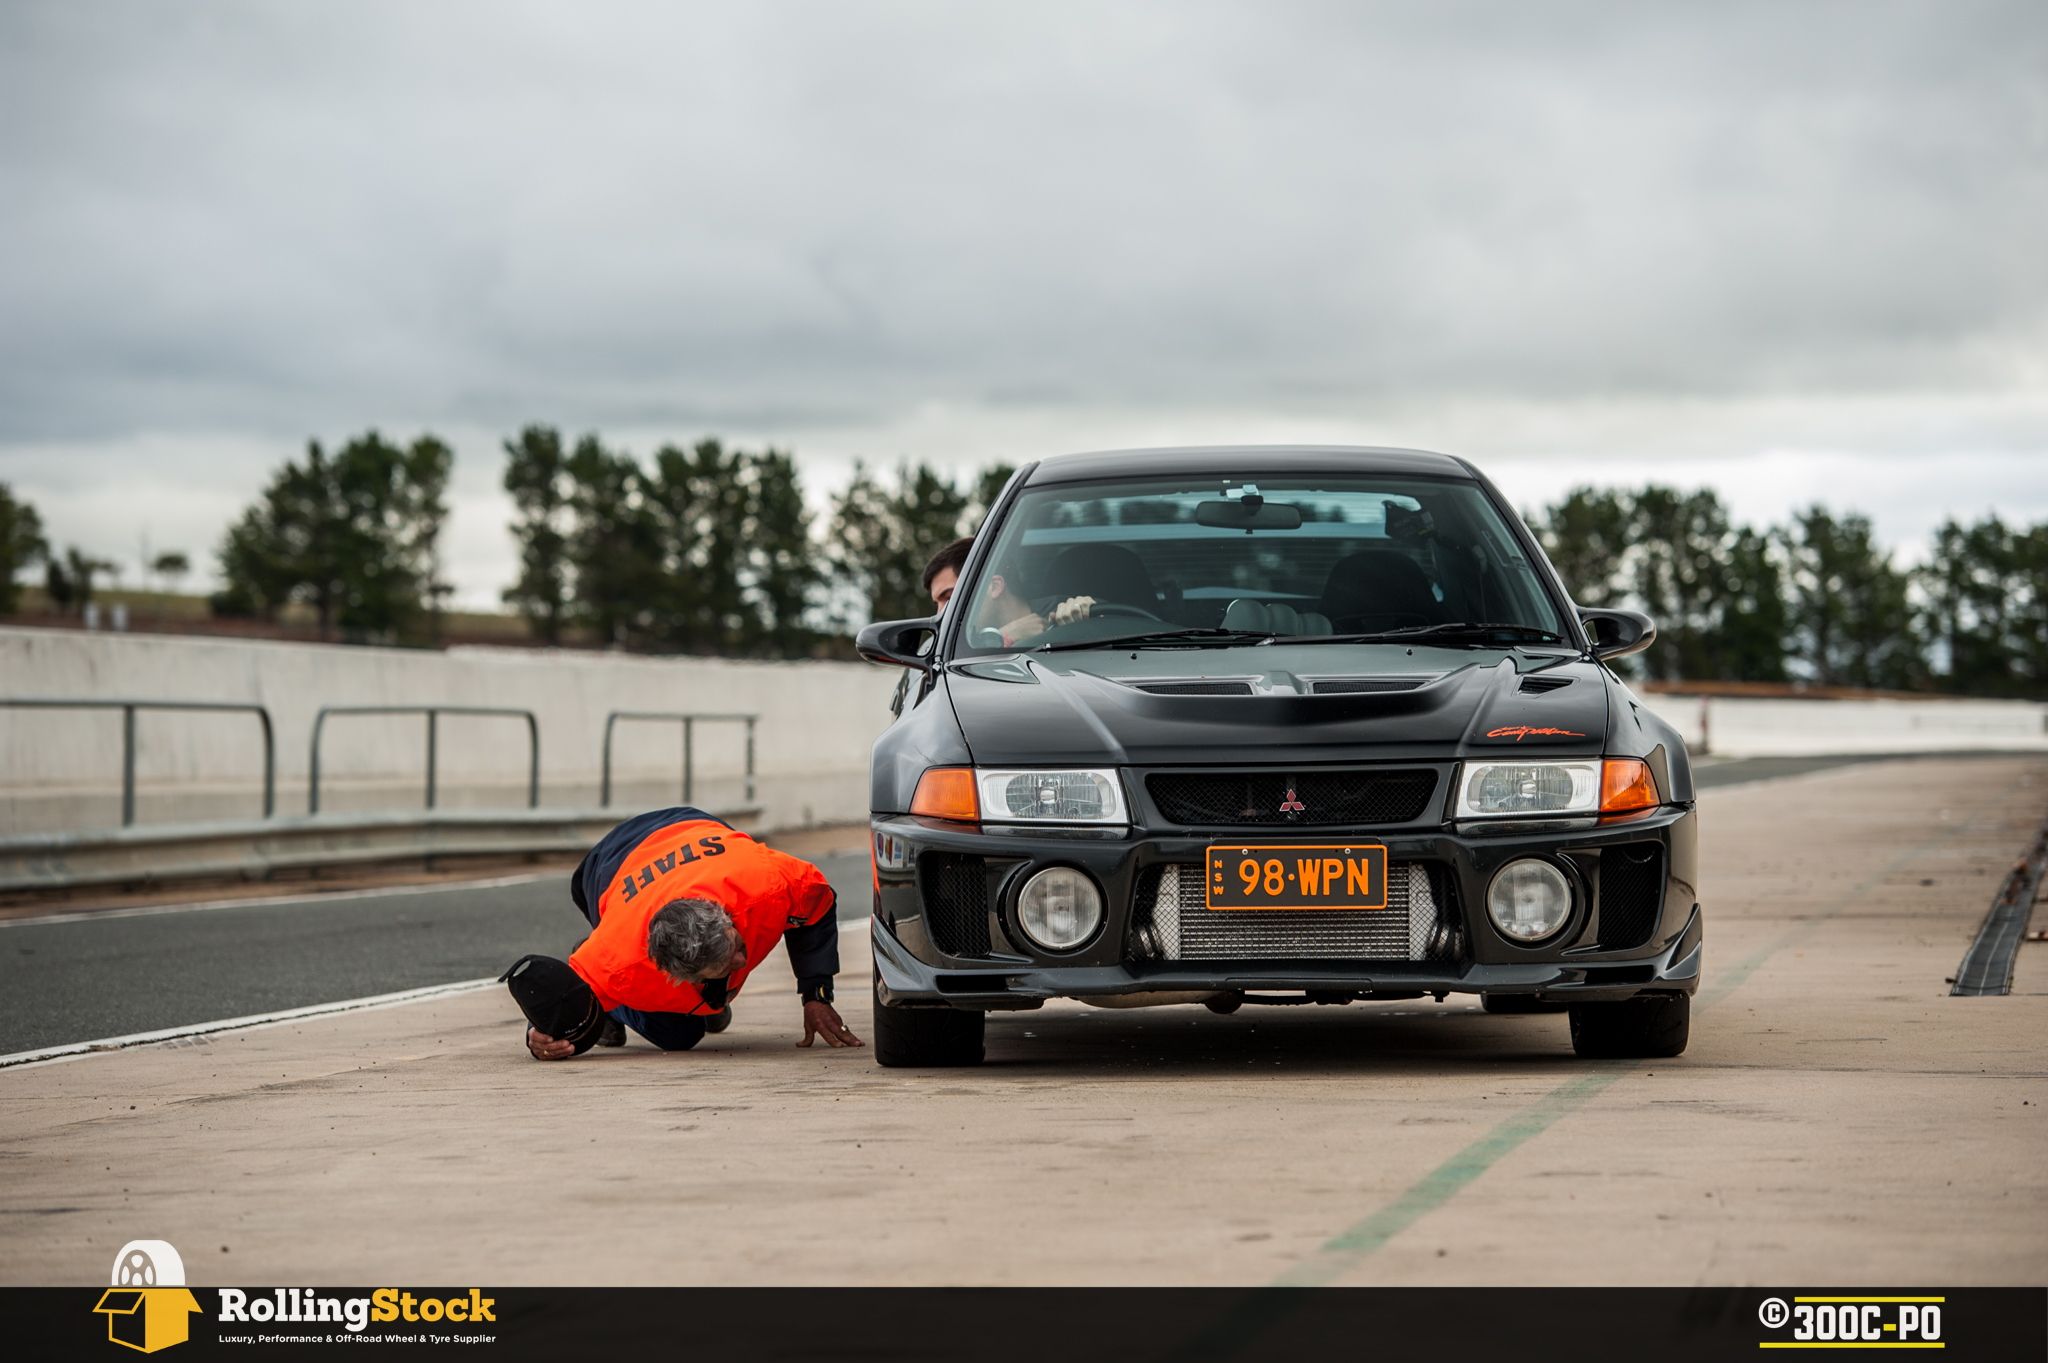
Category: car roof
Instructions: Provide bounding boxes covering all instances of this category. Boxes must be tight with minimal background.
[1023,444,1476,486]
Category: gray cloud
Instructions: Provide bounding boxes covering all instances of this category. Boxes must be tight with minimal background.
[4,1,2042,436]
[1,2,2042,602]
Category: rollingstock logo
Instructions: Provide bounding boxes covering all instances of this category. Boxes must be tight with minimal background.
[1757,1295,1944,1348]
[218,1287,496,1333]
[87,1237,498,1350]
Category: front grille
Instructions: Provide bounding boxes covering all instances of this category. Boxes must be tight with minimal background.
[1309,677,1431,694]
[1596,842,1664,949]
[1147,768,1439,827]
[1128,863,1463,962]
[919,853,991,957]
[1136,681,1255,695]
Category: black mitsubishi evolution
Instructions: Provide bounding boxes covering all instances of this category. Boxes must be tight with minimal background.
[856,445,1700,1067]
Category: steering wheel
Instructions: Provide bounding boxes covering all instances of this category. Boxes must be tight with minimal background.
[1081,602,1160,620]
[1033,597,1161,623]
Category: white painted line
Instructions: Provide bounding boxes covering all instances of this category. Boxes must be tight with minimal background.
[0,870,566,930]
[0,977,501,1071]
[2,916,874,1071]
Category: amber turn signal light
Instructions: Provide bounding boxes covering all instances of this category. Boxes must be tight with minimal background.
[910,767,979,821]
[1599,758,1659,813]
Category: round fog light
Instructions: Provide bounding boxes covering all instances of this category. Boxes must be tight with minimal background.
[1017,867,1103,950]
[1487,858,1572,943]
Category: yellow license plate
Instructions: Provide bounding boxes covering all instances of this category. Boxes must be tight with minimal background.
[1204,844,1389,910]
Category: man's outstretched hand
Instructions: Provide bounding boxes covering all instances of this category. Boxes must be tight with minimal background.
[526,1026,576,1061]
[798,1001,865,1048]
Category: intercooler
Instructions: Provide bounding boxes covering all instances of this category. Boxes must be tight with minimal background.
[1127,862,1462,963]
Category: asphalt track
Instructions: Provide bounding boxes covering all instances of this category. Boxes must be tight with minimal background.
[0,851,873,1056]
[0,756,1877,1058]
[0,754,1953,1057]
[0,754,2043,1287]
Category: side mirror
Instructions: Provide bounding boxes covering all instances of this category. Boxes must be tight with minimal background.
[1578,607,1657,661]
[857,617,940,670]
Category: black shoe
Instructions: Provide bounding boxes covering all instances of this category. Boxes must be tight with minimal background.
[705,1006,733,1035]
[597,1016,626,1048]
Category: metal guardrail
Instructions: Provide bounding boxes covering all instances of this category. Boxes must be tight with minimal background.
[310,706,539,814]
[0,697,275,826]
[601,711,756,808]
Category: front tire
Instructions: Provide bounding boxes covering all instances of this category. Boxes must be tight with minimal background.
[873,972,985,1067]
[1568,993,1690,1058]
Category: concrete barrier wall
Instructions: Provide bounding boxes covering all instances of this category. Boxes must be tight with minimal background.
[1635,689,2048,759]
[0,627,902,834]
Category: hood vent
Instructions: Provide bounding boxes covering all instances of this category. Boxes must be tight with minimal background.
[1310,676,1431,695]
[1518,674,1574,694]
[1134,681,1256,696]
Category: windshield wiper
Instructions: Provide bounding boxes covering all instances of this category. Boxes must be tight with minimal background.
[1034,628,1277,653]
[1289,622,1569,647]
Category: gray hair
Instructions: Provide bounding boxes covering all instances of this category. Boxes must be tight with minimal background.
[646,898,737,983]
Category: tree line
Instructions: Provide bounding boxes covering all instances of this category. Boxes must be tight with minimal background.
[0,427,1011,654]
[2,449,2040,695]
[1534,486,2047,697]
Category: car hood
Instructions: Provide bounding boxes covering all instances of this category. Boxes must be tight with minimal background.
[944,649,1611,767]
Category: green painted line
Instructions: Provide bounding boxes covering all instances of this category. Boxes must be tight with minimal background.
[1270,1063,1628,1287]
[1264,772,2037,1292]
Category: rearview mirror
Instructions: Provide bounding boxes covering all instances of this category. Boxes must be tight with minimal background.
[857,617,940,671]
[1195,500,1304,531]
[1578,607,1656,661]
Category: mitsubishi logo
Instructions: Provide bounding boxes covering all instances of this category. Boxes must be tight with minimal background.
[1279,786,1305,814]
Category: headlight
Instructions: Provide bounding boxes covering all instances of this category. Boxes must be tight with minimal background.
[1456,760,1600,817]
[1486,858,1574,943]
[1017,867,1104,949]
[976,768,1127,824]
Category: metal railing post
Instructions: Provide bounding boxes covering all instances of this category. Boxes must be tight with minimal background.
[256,707,275,818]
[525,711,540,808]
[309,709,328,814]
[601,712,619,808]
[598,711,758,811]
[309,705,538,817]
[0,698,275,827]
[121,704,137,827]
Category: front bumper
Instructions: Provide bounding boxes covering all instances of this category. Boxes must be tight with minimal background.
[869,807,1703,1010]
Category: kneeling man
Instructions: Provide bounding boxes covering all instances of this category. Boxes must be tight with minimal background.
[502,806,863,1059]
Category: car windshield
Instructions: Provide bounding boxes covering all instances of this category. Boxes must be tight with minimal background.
[949,473,1567,655]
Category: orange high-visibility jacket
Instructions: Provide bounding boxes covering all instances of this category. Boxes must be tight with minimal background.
[567,814,836,1015]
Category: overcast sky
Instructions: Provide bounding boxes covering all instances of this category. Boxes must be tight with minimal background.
[2,1,2043,607]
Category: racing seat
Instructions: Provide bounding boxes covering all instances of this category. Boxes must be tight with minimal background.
[1041,544,1160,612]
[1319,550,1444,634]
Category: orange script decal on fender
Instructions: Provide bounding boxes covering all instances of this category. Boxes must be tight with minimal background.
[1486,725,1586,741]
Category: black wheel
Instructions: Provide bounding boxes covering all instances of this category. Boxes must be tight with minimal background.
[873,972,984,1067]
[1483,994,1568,1014]
[1568,993,1690,1059]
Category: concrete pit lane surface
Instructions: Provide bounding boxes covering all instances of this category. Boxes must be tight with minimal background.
[1,756,2043,1286]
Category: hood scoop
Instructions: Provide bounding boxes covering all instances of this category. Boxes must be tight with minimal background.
[1310,675,1437,695]
[1134,680,1257,696]
[1518,674,1574,694]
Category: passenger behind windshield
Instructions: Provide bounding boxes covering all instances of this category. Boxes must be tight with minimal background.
[950,474,1566,654]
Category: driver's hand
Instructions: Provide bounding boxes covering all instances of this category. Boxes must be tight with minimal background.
[1000,612,1048,645]
[1050,595,1096,627]
[526,1026,576,1061]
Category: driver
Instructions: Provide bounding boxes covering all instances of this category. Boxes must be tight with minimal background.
[967,558,1093,647]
